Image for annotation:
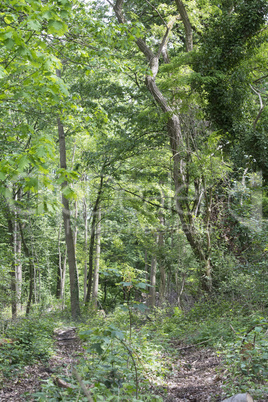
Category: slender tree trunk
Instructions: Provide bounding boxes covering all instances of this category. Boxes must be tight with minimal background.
[56,223,62,299]
[14,194,22,311]
[61,249,67,301]
[32,246,37,304]
[148,255,157,308]
[15,229,22,310]
[144,249,148,283]
[83,198,88,301]
[147,233,159,308]
[57,70,80,319]
[56,222,67,300]
[158,188,166,304]
[19,222,34,316]
[57,118,80,318]
[71,142,80,287]
[92,207,101,307]
[85,176,103,304]
[7,215,16,318]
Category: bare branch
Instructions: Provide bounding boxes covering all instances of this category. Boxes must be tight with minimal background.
[157,15,180,58]
[250,84,264,129]
[253,74,268,84]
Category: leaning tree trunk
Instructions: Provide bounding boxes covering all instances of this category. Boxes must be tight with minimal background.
[113,0,212,291]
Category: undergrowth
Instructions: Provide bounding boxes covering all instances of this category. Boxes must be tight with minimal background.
[0,314,55,383]
[1,297,267,401]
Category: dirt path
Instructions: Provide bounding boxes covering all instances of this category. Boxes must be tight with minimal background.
[1,331,224,401]
[0,327,82,401]
[164,344,223,401]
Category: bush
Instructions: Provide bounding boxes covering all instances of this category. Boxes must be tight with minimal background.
[0,314,54,378]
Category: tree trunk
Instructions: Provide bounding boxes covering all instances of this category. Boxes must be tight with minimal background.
[147,233,159,308]
[14,191,22,311]
[57,70,80,319]
[92,207,101,307]
[56,223,67,299]
[19,222,34,316]
[158,188,166,304]
[61,249,67,301]
[7,215,16,318]
[113,0,212,291]
[83,197,88,301]
[58,118,80,318]
[85,175,103,304]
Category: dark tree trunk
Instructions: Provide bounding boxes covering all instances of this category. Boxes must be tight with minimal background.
[18,222,34,316]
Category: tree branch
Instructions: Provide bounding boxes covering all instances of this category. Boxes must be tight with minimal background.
[175,0,193,52]
[250,84,264,129]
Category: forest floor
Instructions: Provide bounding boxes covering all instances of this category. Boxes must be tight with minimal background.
[0,327,83,401]
[163,341,223,401]
[0,326,225,401]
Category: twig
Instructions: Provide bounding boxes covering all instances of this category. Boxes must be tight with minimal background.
[174,339,213,350]
[72,368,94,402]
[117,338,139,399]
[230,324,236,334]
[144,0,167,27]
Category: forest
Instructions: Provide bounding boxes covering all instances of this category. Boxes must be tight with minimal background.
[0,0,267,400]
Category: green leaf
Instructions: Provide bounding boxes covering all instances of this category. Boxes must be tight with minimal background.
[120,282,132,287]
[27,19,42,31]
[0,66,7,78]
[135,282,147,289]
[47,19,67,35]
[4,38,14,49]
[90,342,103,355]
[79,330,93,340]
[134,303,148,312]
[62,186,76,199]
[0,171,6,181]
[17,155,30,171]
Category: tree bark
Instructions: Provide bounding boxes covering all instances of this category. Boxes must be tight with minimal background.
[83,197,88,301]
[175,0,193,52]
[14,191,22,311]
[18,222,34,316]
[85,176,103,304]
[56,70,80,319]
[92,207,101,307]
[158,188,166,304]
[147,233,159,308]
[7,214,16,318]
